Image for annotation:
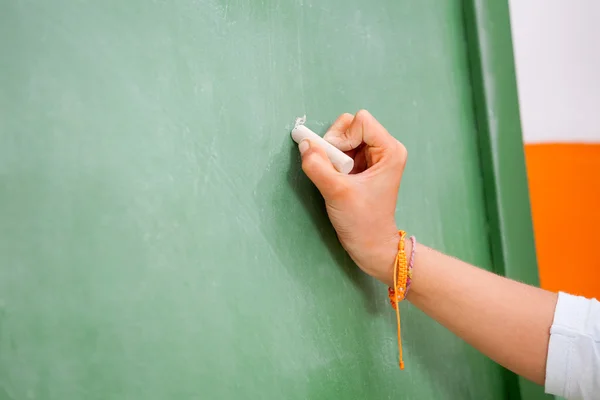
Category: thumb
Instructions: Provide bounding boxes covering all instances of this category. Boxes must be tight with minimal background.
[299,140,347,200]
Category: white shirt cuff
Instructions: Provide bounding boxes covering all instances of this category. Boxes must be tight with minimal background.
[545,291,600,399]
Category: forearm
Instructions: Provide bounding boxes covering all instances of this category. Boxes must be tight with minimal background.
[405,241,558,385]
[296,111,560,385]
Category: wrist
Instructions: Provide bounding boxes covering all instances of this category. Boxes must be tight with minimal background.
[364,232,413,288]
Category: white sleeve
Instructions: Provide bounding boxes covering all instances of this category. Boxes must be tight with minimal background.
[545,292,600,399]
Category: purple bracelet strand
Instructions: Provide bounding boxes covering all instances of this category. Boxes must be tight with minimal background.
[405,236,416,295]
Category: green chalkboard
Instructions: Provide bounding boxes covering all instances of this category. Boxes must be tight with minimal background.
[0,1,540,399]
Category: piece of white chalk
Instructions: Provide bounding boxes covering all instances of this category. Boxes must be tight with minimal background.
[291,122,354,174]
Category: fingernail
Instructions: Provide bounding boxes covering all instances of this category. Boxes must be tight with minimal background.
[298,140,309,155]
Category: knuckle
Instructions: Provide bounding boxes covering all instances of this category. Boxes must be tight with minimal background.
[396,141,408,159]
[355,109,372,122]
[391,140,408,166]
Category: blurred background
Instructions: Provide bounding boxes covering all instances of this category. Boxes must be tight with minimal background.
[510,0,600,298]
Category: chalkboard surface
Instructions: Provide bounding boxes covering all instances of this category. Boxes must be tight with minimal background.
[1,1,508,399]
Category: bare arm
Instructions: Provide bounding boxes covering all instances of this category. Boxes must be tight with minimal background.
[406,242,557,385]
[297,110,557,385]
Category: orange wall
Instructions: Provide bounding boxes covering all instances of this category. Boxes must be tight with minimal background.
[510,0,600,299]
[525,144,600,298]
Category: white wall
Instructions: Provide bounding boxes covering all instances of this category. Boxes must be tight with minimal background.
[509,0,600,144]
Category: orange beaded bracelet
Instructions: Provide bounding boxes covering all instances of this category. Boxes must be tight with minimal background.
[387,230,408,369]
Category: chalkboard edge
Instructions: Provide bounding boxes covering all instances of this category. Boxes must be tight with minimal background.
[463,1,555,400]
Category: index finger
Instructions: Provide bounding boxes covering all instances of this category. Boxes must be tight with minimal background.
[324,110,395,152]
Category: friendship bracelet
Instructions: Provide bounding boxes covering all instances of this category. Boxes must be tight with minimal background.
[387,231,416,370]
[406,235,416,296]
